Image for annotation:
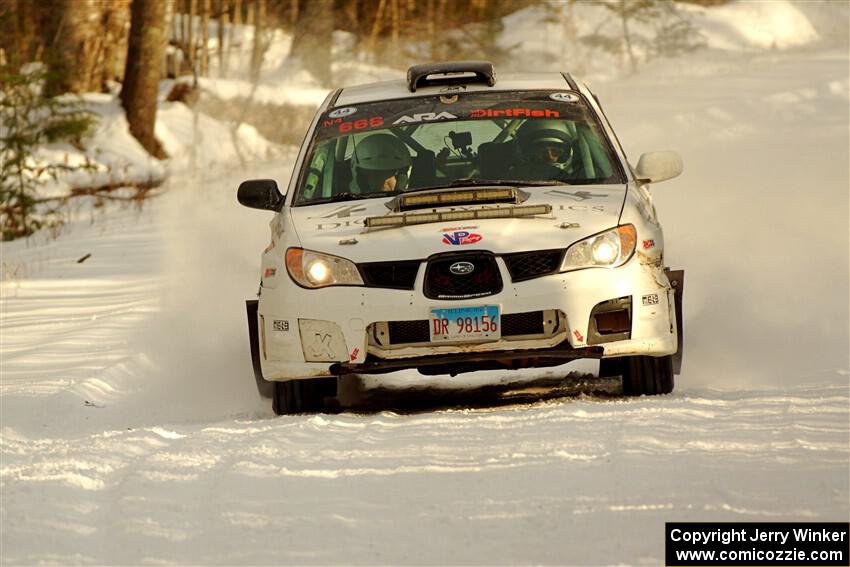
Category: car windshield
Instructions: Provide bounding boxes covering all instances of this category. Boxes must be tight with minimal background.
[293,90,625,206]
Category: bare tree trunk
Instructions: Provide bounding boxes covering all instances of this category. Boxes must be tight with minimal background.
[426,0,435,60]
[245,0,254,32]
[180,0,188,66]
[200,0,210,75]
[44,0,103,96]
[228,0,242,74]
[620,0,638,74]
[249,0,266,81]
[0,0,52,66]
[233,0,242,25]
[121,0,170,159]
[289,0,332,85]
[187,0,196,70]
[368,0,387,57]
[434,0,448,60]
[290,0,299,28]
[217,0,227,76]
[99,0,132,87]
[390,0,399,47]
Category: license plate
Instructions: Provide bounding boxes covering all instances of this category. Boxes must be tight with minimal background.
[429,305,501,343]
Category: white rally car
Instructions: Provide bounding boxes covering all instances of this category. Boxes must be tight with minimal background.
[239,61,684,415]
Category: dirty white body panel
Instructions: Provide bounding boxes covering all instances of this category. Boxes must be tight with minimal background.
[251,71,679,382]
[256,184,676,381]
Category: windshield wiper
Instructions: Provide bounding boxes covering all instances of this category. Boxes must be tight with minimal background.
[304,191,388,205]
[406,178,563,194]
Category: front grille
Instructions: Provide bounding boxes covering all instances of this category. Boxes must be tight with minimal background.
[386,311,547,345]
[503,249,564,282]
[501,310,545,336]
[358,260,421,290]
[424,253,502,300]
[388,319,430,344]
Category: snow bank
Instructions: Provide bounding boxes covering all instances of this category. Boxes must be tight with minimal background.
[21,89,282,201]
[681,0,820,50]
[498,0,846,79]
[154,98,280,171]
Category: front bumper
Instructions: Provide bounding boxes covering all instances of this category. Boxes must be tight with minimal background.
[256,253,677,381]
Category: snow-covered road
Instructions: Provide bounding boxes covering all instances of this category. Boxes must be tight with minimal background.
[2,385,846,565]
[2,39,848,565]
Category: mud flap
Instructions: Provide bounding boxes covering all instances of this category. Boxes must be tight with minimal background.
[246,299,274,398]
[665,269,684,375]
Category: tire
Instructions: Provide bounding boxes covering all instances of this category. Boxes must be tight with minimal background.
[272,377,339,415]
[600,355,674,396]
[245,299,274,399]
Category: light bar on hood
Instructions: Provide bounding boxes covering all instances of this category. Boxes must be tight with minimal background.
[389,187,528,212]
[364,204,552,228]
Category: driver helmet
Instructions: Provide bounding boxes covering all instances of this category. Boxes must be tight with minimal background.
[351,133,411,193]
[515,119,574,165]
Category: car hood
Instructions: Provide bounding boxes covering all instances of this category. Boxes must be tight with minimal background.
[289,185,626,262]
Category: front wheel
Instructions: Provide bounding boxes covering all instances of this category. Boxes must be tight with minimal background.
[600,355,674,396]
[272,377,338,415]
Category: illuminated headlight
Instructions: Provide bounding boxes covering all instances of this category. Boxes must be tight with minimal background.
[560,225,637,271]
[285,248,364,288]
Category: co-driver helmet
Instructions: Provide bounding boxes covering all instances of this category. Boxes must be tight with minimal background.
[515,119,574,165]
[351,133,412,193]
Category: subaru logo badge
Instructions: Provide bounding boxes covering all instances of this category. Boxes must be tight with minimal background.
[449,261,475,275]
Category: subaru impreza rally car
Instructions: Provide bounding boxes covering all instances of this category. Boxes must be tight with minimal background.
[238,61,684,415]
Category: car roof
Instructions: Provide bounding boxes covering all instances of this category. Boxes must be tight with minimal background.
[334,72,575,107]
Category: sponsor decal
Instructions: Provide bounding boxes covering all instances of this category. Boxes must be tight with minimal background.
[339,116,383,133]
[308,204,367,219]
[312,332,335,358]
[273,320,290,332]
[439,225,478,232]
[550,92,580,103]
[449,261,475,275]
[440,85,464,104]
[642,293,659,306]
[350,347,360,361]
[442,231,482,246]
[546,189,609,201]
[642,239,656,250]
[556,204,606,213]
[469,108,560,119]
[393,112,458,124]
[316,219,365,231]
[328,106,357,118]
[264,268,276,278]
[573,329,584,342]
[322,116,383,132]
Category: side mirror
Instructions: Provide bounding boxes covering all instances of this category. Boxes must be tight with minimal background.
[237,179,284,211]
[634,151,683,184]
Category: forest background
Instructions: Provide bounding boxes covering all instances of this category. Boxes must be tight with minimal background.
[0,0,722,240]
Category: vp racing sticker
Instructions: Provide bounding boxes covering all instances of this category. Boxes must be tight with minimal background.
[442,231,482,246]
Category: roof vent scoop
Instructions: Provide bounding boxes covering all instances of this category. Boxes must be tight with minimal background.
[407,61,496,92]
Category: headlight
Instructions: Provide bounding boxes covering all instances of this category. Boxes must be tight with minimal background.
[285,248,364,288]
[560,224,637,272]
